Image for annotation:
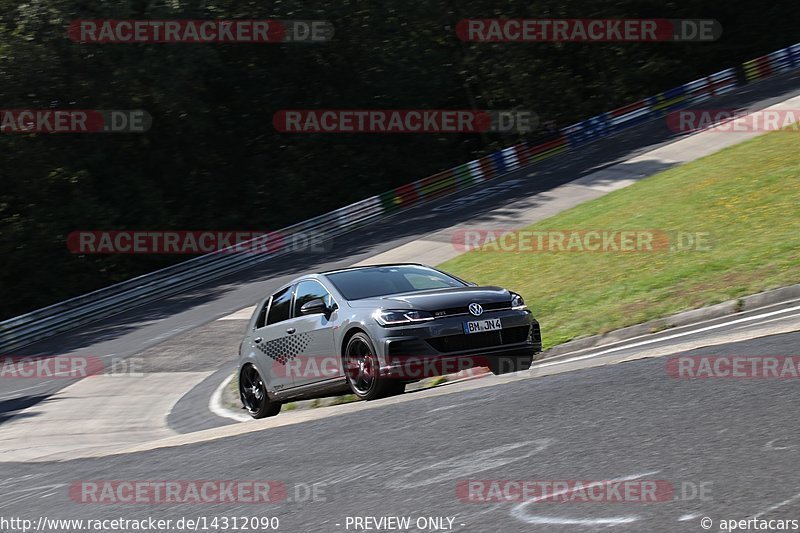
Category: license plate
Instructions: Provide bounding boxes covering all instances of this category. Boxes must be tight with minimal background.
[464,318,502,334]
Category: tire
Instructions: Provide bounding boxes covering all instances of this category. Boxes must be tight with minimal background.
[488,355,533,375]
[343,332,402,400]
[239,364,282,419]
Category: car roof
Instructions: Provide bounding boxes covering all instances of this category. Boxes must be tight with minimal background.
[262,264,438,300]
[257,263,458,306]
[316,263,431,276]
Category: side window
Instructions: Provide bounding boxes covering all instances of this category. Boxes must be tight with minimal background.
[266,286,293,325]
[254,299,270,329]
[293,280,332,317]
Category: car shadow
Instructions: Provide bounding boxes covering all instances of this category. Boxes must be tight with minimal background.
[0,394,53,424]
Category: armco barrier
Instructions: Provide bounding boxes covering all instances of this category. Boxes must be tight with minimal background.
[744,43,800,82]
[561,67,740,147]
[1,42,798,353]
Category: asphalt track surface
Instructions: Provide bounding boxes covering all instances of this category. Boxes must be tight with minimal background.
[3,71,799,415]
[1,329,799,532]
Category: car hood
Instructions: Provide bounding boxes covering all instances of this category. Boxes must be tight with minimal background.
[347,286,511,311]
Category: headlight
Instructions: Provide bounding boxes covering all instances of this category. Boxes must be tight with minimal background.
[511,293,527,310]
[373,309,435,326]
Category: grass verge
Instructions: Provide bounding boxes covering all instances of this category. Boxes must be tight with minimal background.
[439,129,800,349]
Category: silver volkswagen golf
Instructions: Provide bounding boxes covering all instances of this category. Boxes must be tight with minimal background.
[238,263,542,418]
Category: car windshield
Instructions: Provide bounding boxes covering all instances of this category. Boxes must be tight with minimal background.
[325,265,465,300]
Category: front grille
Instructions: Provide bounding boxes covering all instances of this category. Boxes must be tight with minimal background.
[433,301,510,317]
[426,325,530,353]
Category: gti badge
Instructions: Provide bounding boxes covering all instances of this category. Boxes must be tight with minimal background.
[468,303,484,316]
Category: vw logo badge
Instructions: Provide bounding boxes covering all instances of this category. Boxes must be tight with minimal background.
[468,303,484,316]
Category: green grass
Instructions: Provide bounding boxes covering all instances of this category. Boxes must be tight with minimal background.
[440,130,800,349]
[328,394,359,406]
[426,376,449,388]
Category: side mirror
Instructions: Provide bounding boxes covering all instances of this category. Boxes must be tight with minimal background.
[300,298,329,316]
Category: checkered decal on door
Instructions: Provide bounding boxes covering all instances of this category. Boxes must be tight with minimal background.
[256,333,311,364]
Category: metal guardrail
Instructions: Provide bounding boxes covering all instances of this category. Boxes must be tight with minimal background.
[2,42,798,353]
[744,43,800,82]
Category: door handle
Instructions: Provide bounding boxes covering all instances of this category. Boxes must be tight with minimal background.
[286,327,296,335]
[254,337,263,344]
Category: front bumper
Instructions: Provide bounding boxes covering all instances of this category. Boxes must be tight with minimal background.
[373,309,542,377]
